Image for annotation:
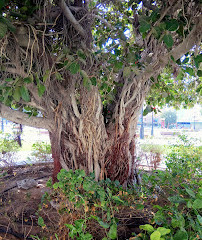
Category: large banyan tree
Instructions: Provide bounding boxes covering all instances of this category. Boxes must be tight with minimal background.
[0,0,201,184]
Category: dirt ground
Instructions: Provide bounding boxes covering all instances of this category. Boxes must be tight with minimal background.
[0,164,152,240]
[0,163,57,240]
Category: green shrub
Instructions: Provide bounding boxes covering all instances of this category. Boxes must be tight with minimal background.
[30,141,52,162]
[0,131,20,166]
[140,135,202,240]
[166,135,202,180]
[0,131,19,153]
[140,144,166,155]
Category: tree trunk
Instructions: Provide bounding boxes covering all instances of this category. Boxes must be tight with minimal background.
[49,79,149,185]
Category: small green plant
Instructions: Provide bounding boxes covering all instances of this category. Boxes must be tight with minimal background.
[0,131,20,166]
[41,169,134,239]
[131,224,171,239]
[65,219,93,240]
[29,141,52,162]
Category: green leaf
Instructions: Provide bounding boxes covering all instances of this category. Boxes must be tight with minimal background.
[0,17,16,32]
[24,77,32,84]
[187,201,192,208]
[136,204,144,210]
[114,61,123,71]
[5,78,13,82]
[197,70,202,77]
[13,87,21,102]
[163,34,173,48]
[42,70,50,82]
[185,67,195,76]
[173,230,188,240]
[193,199,202,209]
[0,22,8,39]
[165,19,179,31]
[64,223,75,231]
[185,188,195,198]
[38,216,45,227]
[55,72,63,81]
[80,70,91,90]
[108,224,117,239]
[150,9,160,23]
[157,227,171,236]
[123,67,131,77]
[143,105,152,116]
[139,20,151,33]
[168,195,185,204]
[153,26,162,39]
[69,62,80,74]
[98,220,110,229]
[150,230,161,240]
[90,77,97,86]
[197,215,202,225]
[194,54,202,68]
[139,224,154,232]
[20,86,30,102]
[38,84,46,97]
[112,196,124,204]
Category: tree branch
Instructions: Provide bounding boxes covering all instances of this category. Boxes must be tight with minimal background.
[0,103,53,130]
[170,16,202,61]
[142,15,202,81]
[59,0,86,37]
[3,67,28,78]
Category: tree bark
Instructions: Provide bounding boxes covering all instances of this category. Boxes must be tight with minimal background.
[49,80,148,185]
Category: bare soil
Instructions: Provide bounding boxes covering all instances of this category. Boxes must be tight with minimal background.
[0,163,56,240]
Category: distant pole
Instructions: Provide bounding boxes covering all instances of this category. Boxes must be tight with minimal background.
[151,111,154,136]
[1,118,4,132]
[140,107,144,139]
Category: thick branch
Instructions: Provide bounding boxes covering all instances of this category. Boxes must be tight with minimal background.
[170,16,202,61]
[0,103,53,130]
[59,0,86,37]
[140,15,202,82]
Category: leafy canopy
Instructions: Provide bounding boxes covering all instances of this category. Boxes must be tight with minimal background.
[0,0,201,120]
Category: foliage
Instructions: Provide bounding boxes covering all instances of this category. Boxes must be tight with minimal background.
[34,135,201,239]
[0,131,19,153]
[140,136,202,240]
[35,169,141,239]
[0,0,201,120]
[166,135,202,180]
[29,141,52,162]
[0,131,19,166]
[161,110,177,128]
[140,144,165,155]
[132,225,171,240]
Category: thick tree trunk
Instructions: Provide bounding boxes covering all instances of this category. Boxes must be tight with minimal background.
[49,80,148,185]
